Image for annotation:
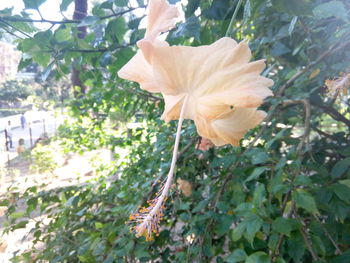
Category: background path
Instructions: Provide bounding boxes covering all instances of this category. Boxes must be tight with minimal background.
[0,111,65,166]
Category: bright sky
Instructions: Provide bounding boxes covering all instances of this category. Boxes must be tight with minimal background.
[0,0,145,31]
[0,0,187,34]
[0,0,72,20]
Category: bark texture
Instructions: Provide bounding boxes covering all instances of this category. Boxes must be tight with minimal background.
[71,0,88,97]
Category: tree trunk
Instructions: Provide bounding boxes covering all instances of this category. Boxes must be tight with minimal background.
[71,0,88,97]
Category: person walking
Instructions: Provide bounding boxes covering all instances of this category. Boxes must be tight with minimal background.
[20,113,26,129]
[5,120,13,148]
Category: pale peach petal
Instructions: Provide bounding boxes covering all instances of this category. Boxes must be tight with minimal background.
[118,40,168,93]
[117,50,159,92]
[120,4,274,148]
[195,109,267,146]
[140,37,273,124]
[145,0,179,41]
[160,93,186,122]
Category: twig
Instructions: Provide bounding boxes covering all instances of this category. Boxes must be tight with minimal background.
[299,225,320,261]
[313,214,342,255]
[36,7,44,20]
[271,197,294,260]
[293,210,320,261]
[271,99,312,260]
[177,137,199,158]
[117,85,162,102]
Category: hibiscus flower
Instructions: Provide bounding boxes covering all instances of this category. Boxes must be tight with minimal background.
[118,0,274,241]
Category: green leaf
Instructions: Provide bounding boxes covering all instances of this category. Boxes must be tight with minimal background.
[26,197,38,214]
[106,17,126,42]
[331,157,350,178]
[253,183,266,208]
[245,252,271,263]
[287,232,305,261]
[113,47,134,71]
[294,174,312,186]
[95,222,104,229]
[12,220,29,230]
[252,152,269,165]
[232,222,246,241]
[9,211,25,220]
[33,53,50,67]
[192,199,209,212]
[100,1,113,10]
[55,27,71,42]
[330,249,350,263]
[292,189,318,214]
[115,0,128,7]
[338,179,350,189]
[135,248,150,259]
[215,215,233,236]
[60,0,74,11]
[245,215,263,245]
[272,217,298,237]
[172,16,201,41]
[288,16,298,36]
[128,17,142,30]
[203,0,230,20]
[41,61,54,81]
[0,199,9,206]
[65,196,79,207]
[272,0,312,16]
[99,52,112,67]
[17,58,32,71]
[23,0,46,9]
[243,0,251,25]
[331,183,350,203]
[244,167,267,183]
[271,42,291,56]
[313,1,349,22]
[268,233,279,250]
[20,39,40,53]
[9,16,36,33]
[311,235,326,256]
[226,249,247,263]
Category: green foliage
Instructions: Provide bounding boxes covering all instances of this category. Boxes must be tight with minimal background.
[0,80,33,104]
[1,0,350,262]
[29,143,58,174]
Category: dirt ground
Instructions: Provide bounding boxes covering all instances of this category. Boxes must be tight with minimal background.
[0,149,111,263]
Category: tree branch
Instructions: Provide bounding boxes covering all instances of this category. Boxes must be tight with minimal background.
[282,99,311,158]
[0,7,144,25]
[0,18,33,39]
[0,26,24,39]
[277,38,350,97]
[311,125,340,141]
[311,100,350,128]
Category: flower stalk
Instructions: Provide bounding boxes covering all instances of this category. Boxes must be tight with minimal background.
[130,96,189,241]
